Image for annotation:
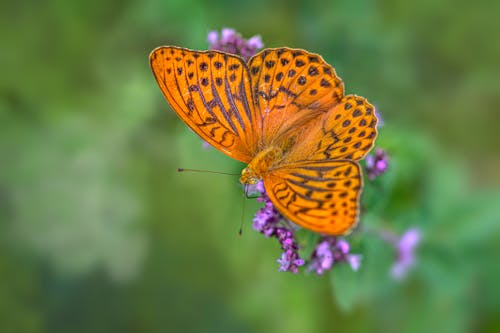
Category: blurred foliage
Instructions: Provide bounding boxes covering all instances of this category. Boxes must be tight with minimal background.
[1,0,499,332]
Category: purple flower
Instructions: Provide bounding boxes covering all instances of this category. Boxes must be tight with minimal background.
[390,228,421,280]
[276,228,305,273]
[347,254,362,271]
[277,251,305,274]
[202,140,211,150]
[309,237,362,275]
[336,239,350,255]
[310,240,334,275]
[207,30,218,45]
[252,181,305,273]
[375,108,384,128]
[247,35,264,49]
[365,148,389,180]
[256,180,265,194]
[207,28,263,61]
[252,183,281,236]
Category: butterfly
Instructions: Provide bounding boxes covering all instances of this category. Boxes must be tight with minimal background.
[150,46,378,235]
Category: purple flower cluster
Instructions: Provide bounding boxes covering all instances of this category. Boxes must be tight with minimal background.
[252,182,305,273]
[365,148,389,180]
[276,229,305,274]
[308,237,362,275]
[207,28,263,61]
[390,228,421,280]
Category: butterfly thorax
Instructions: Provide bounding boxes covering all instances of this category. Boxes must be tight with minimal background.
[240,146,282,185]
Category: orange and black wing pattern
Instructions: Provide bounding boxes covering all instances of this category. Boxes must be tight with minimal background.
[247,48,344,147]
[264,160,362,235]
[150,46,261,163]
[285,95,378,163]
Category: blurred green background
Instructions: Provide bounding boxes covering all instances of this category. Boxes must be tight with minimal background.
[1,0,499,332]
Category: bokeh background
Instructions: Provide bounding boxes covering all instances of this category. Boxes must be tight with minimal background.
[1,0,500,332]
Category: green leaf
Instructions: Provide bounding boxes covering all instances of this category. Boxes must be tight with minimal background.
[330,262,363,312]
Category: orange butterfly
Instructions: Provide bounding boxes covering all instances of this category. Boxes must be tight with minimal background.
[150,46,378,235]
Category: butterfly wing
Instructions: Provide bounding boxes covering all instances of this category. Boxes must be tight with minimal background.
[264,160,362,235]
[285,94,378,163]
[248,48,344,147]
[150,46,261,163]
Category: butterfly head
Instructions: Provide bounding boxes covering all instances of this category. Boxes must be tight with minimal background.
[240,167,260,185]
[239,147,282,185]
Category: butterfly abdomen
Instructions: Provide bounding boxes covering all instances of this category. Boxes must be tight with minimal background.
[239,146,282,184]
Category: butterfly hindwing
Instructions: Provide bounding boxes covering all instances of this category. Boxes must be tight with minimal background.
[248,48,344,146]
[284,95,378,163]
[264,160,362,235]
[319,95,378,161]
[150,46,259,162]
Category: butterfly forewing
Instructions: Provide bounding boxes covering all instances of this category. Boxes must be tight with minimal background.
[264,160,362,235]
[248,48,344,146]
[150,46,259,162]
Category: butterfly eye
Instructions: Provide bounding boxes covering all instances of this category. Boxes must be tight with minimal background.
[249,177,260,184]
[240,167,259,185]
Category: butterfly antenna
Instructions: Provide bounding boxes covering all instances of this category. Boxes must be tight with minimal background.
[238,185,249,236]
[177,168,239,176]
